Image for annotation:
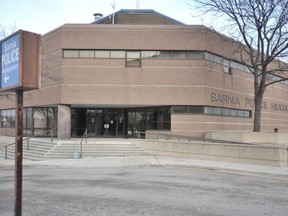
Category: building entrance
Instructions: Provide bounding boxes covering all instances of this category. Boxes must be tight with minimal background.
[71,107,171,138]
[86,109,125,137]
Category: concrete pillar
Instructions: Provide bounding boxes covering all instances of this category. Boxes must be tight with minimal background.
[57,104,71,139]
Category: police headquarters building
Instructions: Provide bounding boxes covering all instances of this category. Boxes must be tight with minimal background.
[1,9,288,139]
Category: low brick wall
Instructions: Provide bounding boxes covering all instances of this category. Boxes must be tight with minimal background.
[0,128,15,137]
[132,139,288,167]
[205,131,288,144]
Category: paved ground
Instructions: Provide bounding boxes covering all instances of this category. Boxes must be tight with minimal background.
[1,161,288,216]
[1,136,288,215]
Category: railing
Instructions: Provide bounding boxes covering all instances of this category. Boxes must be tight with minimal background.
[137,131,203,142]
[4,128,57,159]
[137,131,252,145]
[79,129,88,158]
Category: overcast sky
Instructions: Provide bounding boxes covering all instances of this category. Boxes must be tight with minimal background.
[0,0,200,35]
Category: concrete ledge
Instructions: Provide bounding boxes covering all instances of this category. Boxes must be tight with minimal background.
[205,131,288,144]
[132,139,288,167]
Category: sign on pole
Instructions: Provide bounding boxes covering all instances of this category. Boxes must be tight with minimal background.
[1,33,20,89]
[0,30,41,216]
[0,30,41,92]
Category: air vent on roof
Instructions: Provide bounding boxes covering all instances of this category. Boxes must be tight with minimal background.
[93,13,103,21]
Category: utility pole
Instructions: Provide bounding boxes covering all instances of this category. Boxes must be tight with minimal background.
[15,89,23,216]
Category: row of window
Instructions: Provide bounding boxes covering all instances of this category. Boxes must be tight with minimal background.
[63,50,204,60]
[63,49,287,83]
[172,106,251,118]
[0,108,57,136]
[63,49,253,73]
[63,49,252,72]
[63,50,204,67]
[204,52,251,74]
[205,52,287,83]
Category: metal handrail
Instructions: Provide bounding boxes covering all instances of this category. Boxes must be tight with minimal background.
[4,128,57,159]
[75,129,88,158]
[137,131,253,145]
[137,131,198,142]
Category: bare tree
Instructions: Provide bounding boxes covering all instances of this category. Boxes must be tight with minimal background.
[0,23,17,39]
[189,0,288,132]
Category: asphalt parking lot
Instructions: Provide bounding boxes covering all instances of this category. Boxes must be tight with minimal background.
[1,165,288,216]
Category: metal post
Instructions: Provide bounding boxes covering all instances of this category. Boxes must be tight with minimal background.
[80,142,82,158]
[15,89,23,216]
[27,139,29,150]
[5,147,8,159]
[51,129,54,143]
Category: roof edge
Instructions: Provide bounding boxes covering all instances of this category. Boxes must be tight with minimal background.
[91,9,185,25]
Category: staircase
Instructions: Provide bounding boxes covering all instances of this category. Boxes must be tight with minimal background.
[0,138,56,161]
[0,138,149,160]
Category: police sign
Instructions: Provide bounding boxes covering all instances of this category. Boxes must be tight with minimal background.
[0,30,41,92]
[1,33,20,89]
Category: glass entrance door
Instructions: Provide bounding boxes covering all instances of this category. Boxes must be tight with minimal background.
[87,110,103,137]
[102,110,125,137]
[87,109,125,137]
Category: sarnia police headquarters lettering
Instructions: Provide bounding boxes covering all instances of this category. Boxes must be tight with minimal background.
[211,92,240,105]
[2,39,19,71]
[211,92,288,113]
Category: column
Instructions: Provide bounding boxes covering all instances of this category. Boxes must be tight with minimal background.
[57,104,71,139]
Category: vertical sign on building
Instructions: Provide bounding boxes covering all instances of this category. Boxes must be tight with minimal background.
[1,33,20,89]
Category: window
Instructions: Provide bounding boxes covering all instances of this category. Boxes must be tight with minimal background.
[126,51,141,67]
[95,51,110,58]
[33,107,58,134]
[189,106,203,113]
[23,108,33,136]
[110,51,125,58]
[176,51,188,59]
[63,50,79,58]
[127,107,171,136]
[172,105,251,118]
[204,106,251,118]
[158,51,172,59]
[79,50,94,58]
[141,51,160,59]
[0,109,16,128]
[187,51,204,60]
[173,106,189,113]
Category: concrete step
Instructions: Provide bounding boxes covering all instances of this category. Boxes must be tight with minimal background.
[47,140,149,158]
[0,139,57,161]
[1,139,150,160]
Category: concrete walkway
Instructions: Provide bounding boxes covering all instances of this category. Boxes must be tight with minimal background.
[1,155,288,177]
[1,136,288,177]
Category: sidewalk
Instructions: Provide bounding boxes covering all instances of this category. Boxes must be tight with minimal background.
[1,155,288,177]
[1,136,288,177]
